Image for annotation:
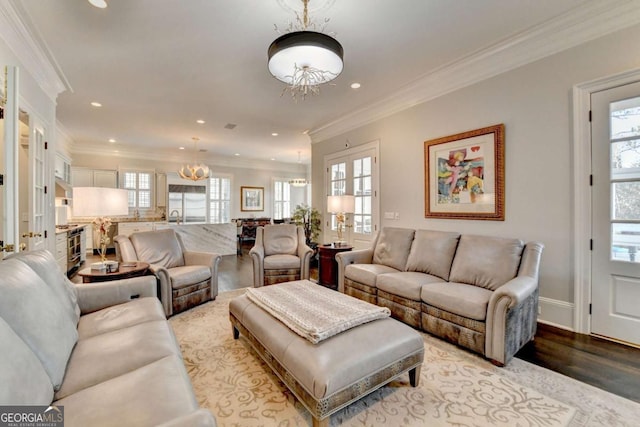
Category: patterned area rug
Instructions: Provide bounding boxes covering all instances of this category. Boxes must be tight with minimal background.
[170,289,640,426]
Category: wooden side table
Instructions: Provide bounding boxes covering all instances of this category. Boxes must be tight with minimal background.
[77,261,150,283]
[318,244,353,290]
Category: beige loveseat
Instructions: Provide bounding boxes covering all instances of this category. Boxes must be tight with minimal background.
[336,227,544,366]
[0,250,216,427]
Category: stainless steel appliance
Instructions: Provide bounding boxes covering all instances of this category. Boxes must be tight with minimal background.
[67,226,83,277]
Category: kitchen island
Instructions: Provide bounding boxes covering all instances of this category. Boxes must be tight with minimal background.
[154,222,236,256]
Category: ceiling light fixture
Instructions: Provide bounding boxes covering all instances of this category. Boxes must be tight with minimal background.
[88,0,107,9]
[196,119,205,124]
[108,138,116,143]
[289,151,309,187]
[268,0,343,101]
[90,101,102,107]
[178,137,210,181]
[350,82,361,89]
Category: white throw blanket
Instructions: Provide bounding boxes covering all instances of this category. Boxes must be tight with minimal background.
[245,280,391,344]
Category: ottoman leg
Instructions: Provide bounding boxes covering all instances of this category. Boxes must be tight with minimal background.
[313,416,329,427]
[409,365,421,387]
[232,325,239,339]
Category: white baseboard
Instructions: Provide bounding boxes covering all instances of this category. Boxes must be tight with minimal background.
[538,297,575,331]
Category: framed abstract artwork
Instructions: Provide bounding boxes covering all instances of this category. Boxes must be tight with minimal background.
[241,186,264,211]
[424,124,505,220]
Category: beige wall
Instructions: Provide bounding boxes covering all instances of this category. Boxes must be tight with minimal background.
[71,153,309,220]
[311,24,640,328]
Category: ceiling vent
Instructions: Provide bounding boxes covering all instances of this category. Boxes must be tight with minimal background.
[224,123,237,130]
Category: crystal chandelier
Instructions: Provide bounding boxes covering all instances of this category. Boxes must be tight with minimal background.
[268,0,343,101]
[178,137,210,181]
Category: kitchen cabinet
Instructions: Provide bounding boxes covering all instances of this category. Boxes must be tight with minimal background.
[71,167,118,188]
[156,173,167,207]
[55,233,67,274]
[54,153,71,184]
[117,222,155,237]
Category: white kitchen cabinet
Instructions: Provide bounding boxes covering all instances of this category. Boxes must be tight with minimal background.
[55,153,72,184]
[55,232,67,274]
[117,222,155,237]
[71,167,118,188]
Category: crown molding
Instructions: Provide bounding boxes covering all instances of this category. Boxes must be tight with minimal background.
[0,0,70,103]
[70,142,308,174]
[309,0,640,143]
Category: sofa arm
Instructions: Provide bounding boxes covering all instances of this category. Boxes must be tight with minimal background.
[335,248,374,293]
[298,243,313,280]
[156,409,217,427]
[148,264,172,317]
[184,251,222,299]
[249,245,265,287]
[75,275,157,314]
[485,276,539,365]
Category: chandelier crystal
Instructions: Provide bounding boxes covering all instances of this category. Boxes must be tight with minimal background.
[178,137,210,181]
[268,0,343,101]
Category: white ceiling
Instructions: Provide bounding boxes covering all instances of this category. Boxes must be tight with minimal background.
[18,0,589,165]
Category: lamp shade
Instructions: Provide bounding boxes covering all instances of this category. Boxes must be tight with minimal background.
[327,195,355,214]
[268,31,344,84]
[72,187,129,217]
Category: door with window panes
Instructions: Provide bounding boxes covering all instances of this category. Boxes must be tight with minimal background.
[325,144,378,248]
[591,81,640,346]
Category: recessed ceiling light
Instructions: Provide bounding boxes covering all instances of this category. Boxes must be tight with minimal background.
[90,101,102,107]
[196,119,205,124]
[108,138,116,143]
[272,133,279,136]
[179,147,185,150]
[88,0,107,8]
[234,153,240,156]
[350,82,361,89]
[271,158,276,161]
[302,129,310,135]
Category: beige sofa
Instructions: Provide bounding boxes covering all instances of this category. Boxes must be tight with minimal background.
[0,250,216,427]
[336,227,544,366]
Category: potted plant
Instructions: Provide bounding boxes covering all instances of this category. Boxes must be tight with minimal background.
[292,204,321,245]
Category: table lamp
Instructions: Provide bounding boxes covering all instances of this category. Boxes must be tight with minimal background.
[327,195,355,246]
[72,187,129,264]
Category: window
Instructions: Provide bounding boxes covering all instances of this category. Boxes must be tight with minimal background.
[209,176,231,223]
[273,180,291,220]
[329,162,346,230]
[122,170,153,210]
[353,156,373,234]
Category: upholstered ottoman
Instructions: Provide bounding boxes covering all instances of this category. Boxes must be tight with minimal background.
[229,280,424,427]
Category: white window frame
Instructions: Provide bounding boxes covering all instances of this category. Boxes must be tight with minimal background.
[273,179,292,220]
[120,169,155,213]
[209,173,232,224]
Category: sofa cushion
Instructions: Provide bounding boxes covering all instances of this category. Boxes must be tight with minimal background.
[345,263,399,287]
[405,230,460,280]
[0,316,54,405]
[53,355,200,427]
[77,297,166,340]
[377,272,445,301]
[55,320,182,400]
[0,259,78,390]
[421,282,493,321]
[449,235,524,290]
[131,229,185,269]
[169,265,211,289]
[263,224,298,256]
[372,227,415,271]
[264,254,300,270]
[9,250,81,325]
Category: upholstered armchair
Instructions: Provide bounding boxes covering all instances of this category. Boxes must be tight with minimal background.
[249,224,313,287]
[114,228,221,316]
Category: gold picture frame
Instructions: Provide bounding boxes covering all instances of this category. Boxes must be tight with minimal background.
[241,186,264,212]
[424,124,505,220]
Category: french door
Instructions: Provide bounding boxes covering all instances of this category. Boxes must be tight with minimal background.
[591,81,640,346]
[324,142,379,248]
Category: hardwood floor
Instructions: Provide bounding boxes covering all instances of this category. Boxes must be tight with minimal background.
[78,242,640,403]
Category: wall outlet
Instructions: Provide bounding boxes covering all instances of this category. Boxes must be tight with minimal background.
[538,306,542,315]
[394,212,400,219]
